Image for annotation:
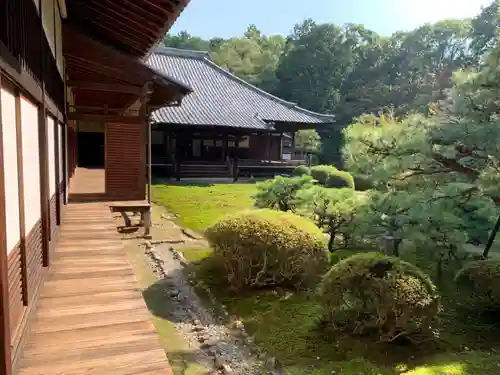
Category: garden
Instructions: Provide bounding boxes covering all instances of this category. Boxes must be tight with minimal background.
[151,47,500,374]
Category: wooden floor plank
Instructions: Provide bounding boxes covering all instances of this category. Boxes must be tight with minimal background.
[17,186,172,375]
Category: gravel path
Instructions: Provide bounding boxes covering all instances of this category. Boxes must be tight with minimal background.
[143,239,283,375]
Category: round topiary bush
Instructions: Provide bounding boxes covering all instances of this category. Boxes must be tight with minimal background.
[205,209,329,291]
[293,165,310,176]
[310,165,337,185]
[455,260,500,310]
[319,252,440,342]
[325,170,355,189]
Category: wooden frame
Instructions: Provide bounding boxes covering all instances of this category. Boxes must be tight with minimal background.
[15,88,28,305]
[0,71,14,375]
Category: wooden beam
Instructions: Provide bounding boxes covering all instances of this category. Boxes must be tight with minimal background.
[68,112,147,124]
[72,4,156,43]
[67,81,142,94]
[0,73,14,375]
[63,25,149,82]
[146,0,190,56]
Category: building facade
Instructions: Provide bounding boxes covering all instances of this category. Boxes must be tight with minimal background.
[147,47,335,178]
[0,1,190,374]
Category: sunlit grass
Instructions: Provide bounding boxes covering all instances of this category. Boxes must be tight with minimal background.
[152,183,256,232]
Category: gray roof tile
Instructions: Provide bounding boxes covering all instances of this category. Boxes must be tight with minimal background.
[147,46,335,130]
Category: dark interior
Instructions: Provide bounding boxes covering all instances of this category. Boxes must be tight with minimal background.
[77,131,105,168]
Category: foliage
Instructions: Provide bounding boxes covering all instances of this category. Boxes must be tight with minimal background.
[165,25,285,92]
[296,186,360,250]
[471,0,500,59]
[309,165,355,189]
[342,45,500,259]
[205,209,329,291]
[295,129,322,154]
[319,252,441,342]
[310,165,338,185]
[155,184,500,375]
[455,259,500,310]
[292,165,310,176]
[353,175,373,191]
[325,169,355,189]
[252,175,313,211]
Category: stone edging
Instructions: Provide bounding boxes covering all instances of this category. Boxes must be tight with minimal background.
[167,247,282,372]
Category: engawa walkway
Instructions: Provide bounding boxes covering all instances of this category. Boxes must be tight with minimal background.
[17,202,173,375]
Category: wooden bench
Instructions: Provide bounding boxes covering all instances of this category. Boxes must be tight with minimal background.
[109,203,152,238]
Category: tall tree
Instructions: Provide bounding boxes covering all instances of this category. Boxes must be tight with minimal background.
[471,0,500,59]
[343,45,500,251]
[211,25,286,91]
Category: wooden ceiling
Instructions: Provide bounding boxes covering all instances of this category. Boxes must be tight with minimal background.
[64,0,190,58]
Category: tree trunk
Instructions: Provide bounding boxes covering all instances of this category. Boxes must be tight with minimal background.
[393,238,402,257]
[483,213,500,259]
[328,219,336,252]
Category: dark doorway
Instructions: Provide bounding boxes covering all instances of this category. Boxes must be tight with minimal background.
[77,131,105,168]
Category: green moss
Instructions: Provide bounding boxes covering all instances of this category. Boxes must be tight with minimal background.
[153,183,500,375]
[122,241,210,375]
[152,183,256,232]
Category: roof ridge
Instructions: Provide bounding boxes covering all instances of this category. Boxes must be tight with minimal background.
[154,45,210,60]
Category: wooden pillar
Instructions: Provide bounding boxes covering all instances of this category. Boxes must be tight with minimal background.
[0,74,13,375]
[38,106,50,266]
[279,133,284,160]
[140,82,153,207]
[61,123,68,205]
[267,132,272,160]
[54,120,61,225]
[291,132,296,160]
[15,91,28,305]
[222,133,228,161]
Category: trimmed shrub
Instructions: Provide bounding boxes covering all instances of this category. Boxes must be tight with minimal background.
[205,209,329,291]
[310,165,337,185]
[319,252,440,342]
[455,260,500,310]
[310,165,355,189]
[325,170,355,189]
[252,175,313,212]
[353,175,373,191]
[293,165,310,176]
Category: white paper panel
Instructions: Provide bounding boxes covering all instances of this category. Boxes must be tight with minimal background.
[1,89,20,253]
[21,97,41,232]
[47,116,56,196]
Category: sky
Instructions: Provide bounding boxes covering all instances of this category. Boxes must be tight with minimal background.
[170,0,492,39]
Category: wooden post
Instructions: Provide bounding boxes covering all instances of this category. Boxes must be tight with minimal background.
[0,74,14,375]
[38,106,50,266]
[291,132,296,160]
[15,91,28,305]
[222,133,228,161]
[279,133,284,160]
[54,120,61,226]
[61,123,68,204]
[140,82,153,239]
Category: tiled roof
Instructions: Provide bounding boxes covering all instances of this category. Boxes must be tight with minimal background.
[147,46,335,130]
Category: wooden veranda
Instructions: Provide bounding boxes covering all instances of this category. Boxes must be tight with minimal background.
[16,168,171,375]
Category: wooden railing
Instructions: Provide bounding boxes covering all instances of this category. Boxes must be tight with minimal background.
[0,0,65,112]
